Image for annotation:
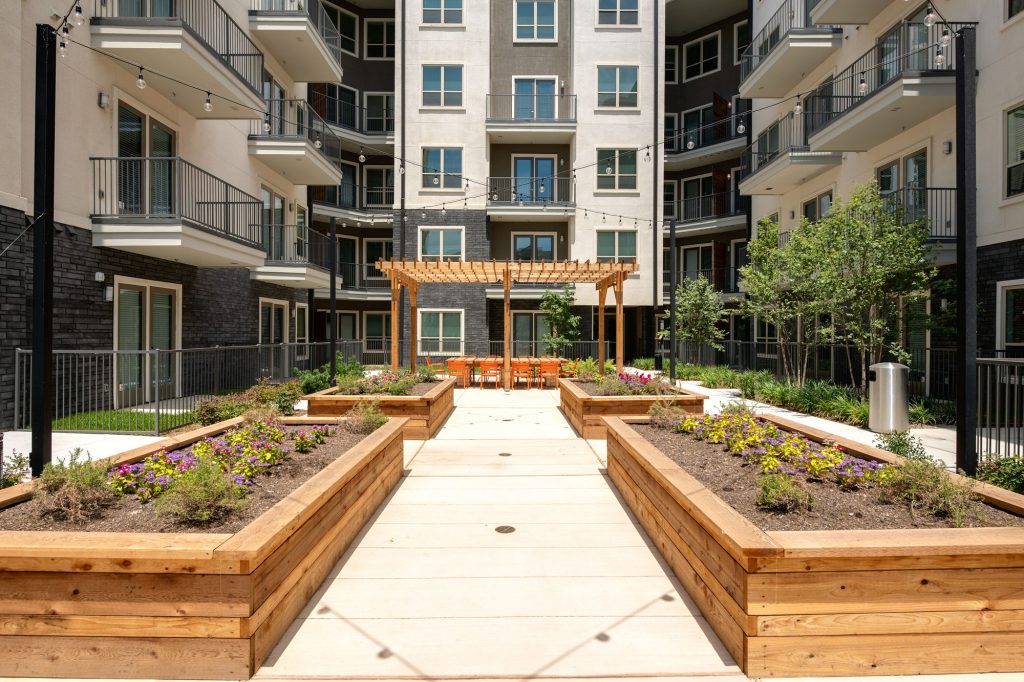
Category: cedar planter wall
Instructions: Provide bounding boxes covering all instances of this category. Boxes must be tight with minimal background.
[605,416,1024,678]
[559,378,706,439]
[305,377,456,439]
[0,417,407,680]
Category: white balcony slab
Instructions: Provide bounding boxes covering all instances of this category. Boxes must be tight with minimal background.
[249,12,343,83]
[90,221,266,267]
[248,138,342,185]
[248,263,333,289]
[811,0,895,25]
[739,149,843,195]
[739,30,844,99]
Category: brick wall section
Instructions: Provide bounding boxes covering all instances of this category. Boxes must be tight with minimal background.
[978,238,1024,353]
[0,204,304,429]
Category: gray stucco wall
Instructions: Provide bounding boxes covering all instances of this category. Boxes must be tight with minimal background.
[489,0,573,96]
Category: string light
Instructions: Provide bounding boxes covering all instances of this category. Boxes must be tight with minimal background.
[737,119,746,135]
[858,73,867,95]
[314,135,322,149]
[441,204,447,216]
[73,3,83,26]
[934,47,946,68]
[432,175,439,185]
[262,115,271,132]
[793,101,802,116]
[686,138,695,150]
[203,92,213,112]
[464,179,470,192]
[940,29,951,47]
[59,38,67,58]
[136,66,146,90]
[924,5,937,27]
[399,163,405,175]
[358,147,366,163]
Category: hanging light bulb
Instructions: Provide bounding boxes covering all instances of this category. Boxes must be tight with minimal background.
[542,202,548,212]
[441,204,447,216]
[584,209,588,218]
[464,179,470,192]
[463,198,467,209]
[618,215,622,225]
[644,148,651,163]
[633,219,637,228]
[62,23,69,41]
[263,115,271,133]
[136,67,147,90]
[934,48,946,68]
[432,175,439,185]
[314,135,322,149]
[602,213,606,223]
[358,147,366,163]
[399,164,405,175]
[492,192,498,201]
[793,100,802,116]
[58,39,67,58]
[604,164,613,175]
[420,210,426,219]
[686,138,695,150]
[539,182,546,194]
[940,29,951,47]
[924,5,936,27]
[74,4,84,25]
[737,119,746,135]
[203,92,213,112]
[858,73,867,95]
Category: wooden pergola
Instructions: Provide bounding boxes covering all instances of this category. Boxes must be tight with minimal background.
[376,259,639,389]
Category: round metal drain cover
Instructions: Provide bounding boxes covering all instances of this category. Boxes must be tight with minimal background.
[495,525,516,534]
[498,452,512,457]
[502,418,514,422]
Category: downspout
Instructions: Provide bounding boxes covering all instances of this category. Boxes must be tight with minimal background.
[651,0,661,357]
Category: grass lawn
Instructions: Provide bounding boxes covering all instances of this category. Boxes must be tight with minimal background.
[50,409,195,434]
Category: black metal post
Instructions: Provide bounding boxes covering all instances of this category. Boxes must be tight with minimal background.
[30,24,57,477]
[329,217,337,384]
[669,219,677,383]
[955,26,977,476]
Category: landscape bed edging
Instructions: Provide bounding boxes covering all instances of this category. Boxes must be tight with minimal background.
[558,378,706,439]
[604,415,1024,678]
[304,376,456,439]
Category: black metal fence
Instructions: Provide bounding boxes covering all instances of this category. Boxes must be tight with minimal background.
[250,0,344,67]
[264,225,332,269]
[485,94,577,122]
[251,98,342,166]
[308,89,394,135]
[740,0,832,83]
[310,184,395,214]
[487,177,574,206]
[977,359,1024,459]
[487,340,613,360]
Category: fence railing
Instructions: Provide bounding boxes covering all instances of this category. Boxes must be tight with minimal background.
[669,119,746,154]
[92,0,264,95]
[486,94,577,122]
[488,177,575,206]
[741,112,806,178]
[308,89,395,135]
[310,184,395,213]
[264,225,331,269]
[668,192,743,224]
[336,262,392,291]
[487,340,613,360]
[663,266,742,296]
[740,0,832,83]
[883,187,957,240]
[90,156,263,248]
[250,0,344,67]
[251,98,342,166]
[978,358,1024,459]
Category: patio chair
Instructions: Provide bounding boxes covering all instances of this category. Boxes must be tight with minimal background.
[538,359,561,389]
[511,358,533,390]
[560,358,579,378]
[425,356,448,378]
[447,358,471,388]
[478,358,502,389]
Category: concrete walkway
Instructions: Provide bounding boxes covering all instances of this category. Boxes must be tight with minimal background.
[255,387,743,681]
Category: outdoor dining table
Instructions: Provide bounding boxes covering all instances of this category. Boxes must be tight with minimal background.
[447,356,567,386]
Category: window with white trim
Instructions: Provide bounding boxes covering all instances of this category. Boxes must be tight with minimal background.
[512,233,556,261]
[420,227,463,261]
[365,20,395,59]
[420,310,463,355]
[1008,104,1024,197]
[515,0,556,40]
[665,45,678,84]
[596,231,637,264]
[596,149,637,190]
[734,21,750,65]
[422,65,463,107]
[364,312,391,353]
[323,3,357,54]
[684,32,720,81]
[598,0,638,26]
[1011,0,1024,20]
[423,0,462,24]
[802,190,833,222]
[663,181,677,219]
[597,65,638,108]
[1003,284,1024,347]
[422,147,462,188]
[665,113,679,152]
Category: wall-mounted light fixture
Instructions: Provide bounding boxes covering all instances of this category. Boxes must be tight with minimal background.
[97,91,110,109]
[94,271,105,282]
[103,285,114,302]
[943,140,953,155]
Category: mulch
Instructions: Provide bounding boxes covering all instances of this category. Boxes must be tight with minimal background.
[633,423,1023,531]
[0,426,365,534]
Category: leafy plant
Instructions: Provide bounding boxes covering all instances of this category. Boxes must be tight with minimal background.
[874,431,931,461]
[977,456,1024,494]
[295,355,365,394]
[719,400,754,416]
[756,474,814,513]
[596,372,662,396]
[658,276,727,367]
[36,449,115,523]
[292,425,333,454]
[194,379,303,425]
[632,357,655,371]
[879,458,978,527]
[539,286,581,356]
[109,449,199,501]
[342,400,388,434]
[1,451,30,489]
[154,459,248,524]
[648,401,688,429]
[572,358,601,382]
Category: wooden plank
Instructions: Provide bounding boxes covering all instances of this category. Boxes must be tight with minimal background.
[756,608,1024,637]
[614,273,624,373]
[0,614,243,639]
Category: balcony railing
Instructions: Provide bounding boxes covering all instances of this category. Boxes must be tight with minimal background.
[663,266,743,295]
[310,184,395,212]
[882,187,957,240]
[741,112,805,178]
[251,97,342,161]
[337,262,392,291]
[250,0,343,67]
[264,224,332,269]
[487,177,574,206]
[486,94,577,122]
[668,122,745,154]
[805,22,973,137]
[92,0,264,95]
[90,156,262,247]
[740,0,829,83]
[308,90,395,135]
[667,192,744,224]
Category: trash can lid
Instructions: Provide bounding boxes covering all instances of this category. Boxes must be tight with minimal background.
[869,362,909,370]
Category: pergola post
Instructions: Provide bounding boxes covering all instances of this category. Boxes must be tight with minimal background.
[503,267,512,390]
[614,273,625,374]
[597,284,608,373]
[389,277,401,370]
[408,281,418,371]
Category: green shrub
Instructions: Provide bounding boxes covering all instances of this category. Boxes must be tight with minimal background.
[719,400,755,416]
[154,459,248,524]
[910,397,956,425]
[631,357,655,371]
[336,375,361,394]
[756,474,814,513]
[874,431,931,461]
[36,449,115,523]
[194,379,303,425]
[879,458,977,527]
[736,370,771,399]
[1,451,30,489]
[573,358,601,382]
[342,400,389,435]
[909,401,936,426]
[977,456,1024,494]
[648,401,688,429]
[295,355,365,394]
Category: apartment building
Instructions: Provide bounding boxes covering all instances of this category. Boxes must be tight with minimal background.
[738,0,1024,377]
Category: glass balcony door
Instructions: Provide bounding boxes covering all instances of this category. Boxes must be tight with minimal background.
[514,78,557,120]
[262,188,286,261]
[117,103,174,218]
[513,156,556,203]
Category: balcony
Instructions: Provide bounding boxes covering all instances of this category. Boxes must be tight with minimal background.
[665,193,747,237]
[314,263,392,301]
[738,0,842,99]
[809,0,895,26]
[486,177,574,220]
[250,225,336,288]
[89,156,266,267]
[805,23,969,152]
[485,279,575,300]
[249,0,344,83]
[662,267,744,301]
[665,126,746,173]
[310,184,394,225]
[882,187,957,242]
[739,113,842,195]
[248,98,342,185]
[90,0,264,119]
[485,94,577,143]
[309,90,395,151]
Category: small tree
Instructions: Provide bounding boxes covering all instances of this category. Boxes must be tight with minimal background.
[658,276,727,365]
[539,286,581,356]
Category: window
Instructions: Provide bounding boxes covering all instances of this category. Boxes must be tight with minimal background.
[682,104,713,148]
[422,65,463,107]
[683,244,713,281]
[665,46,678,84]
[295,304,309,350]
[116,103,176,216]
[663,181,677,219]
[114,276,181,404]
[1002,283,1024,347]
[665,113,679,151]
[684,32,720,81]
[596,231,637,263]
[802,190,833,222]
[512,312,551,356]
[596,149,637,190]
[734,21,750,65]
[322,83,356,128]
[1008,105,1024,197]
[365,20,395,59]
[597,65,638,108]
[423,0,462,24]
[516,0,555,41]
[681,175,713,220]
[420,310,463,355]
[420,227,463,261]
[365,93,395,133]
[365,239,393,278]
[598,0,638,26]
[364,167,394,206]
[422,147,462,188]
[364,312,391,355]
[512,233,556,261]
[1012,0,1024,20]
[324,3,357,55]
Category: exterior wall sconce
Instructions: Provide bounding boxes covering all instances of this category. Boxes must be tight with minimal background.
[103,285,114,302]
[943,140,953,155]
[94,271,105,282]
[97,91,109,109]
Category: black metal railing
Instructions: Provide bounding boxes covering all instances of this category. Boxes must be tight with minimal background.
[92,0,264,95]
[251,98,342,165]
[263,224,331,269]
[740,0,833,83]
[308,89,395,135]
[669,192,743,223]
[486,94,577,122]
[662,266,742,296]
[882,187,957,240]
[806,22,973,137]
[741,112,806,178]
[488,177,574,206]
[336,262,392,291]
[978,358,1024,460]
[670,119,747,154]
[310,184,395,212]
[487,340,612,360]
[90,156,263,248]
[250,0,343,67]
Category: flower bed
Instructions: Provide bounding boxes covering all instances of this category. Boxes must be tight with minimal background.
[0,415,406,679]
[306,376,456,439]
[605,414,1024,677]
[558,378,706,439]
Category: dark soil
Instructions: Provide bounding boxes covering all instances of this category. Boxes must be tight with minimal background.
[0,426,366,534]
[573,380,674,397]
[634,424,1024,531]
[338,381,438,397]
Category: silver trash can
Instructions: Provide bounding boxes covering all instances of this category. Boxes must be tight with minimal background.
[868,362,910,433]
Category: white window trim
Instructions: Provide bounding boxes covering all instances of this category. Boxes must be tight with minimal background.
[1006,102,1024,198]
[421,0,464,26]
[363,238,392,277]
[730,165,742,211]
[330,4,359,57]
[420,145,464,191]
[596,64,640,111]
[511,152,559,183]
[421,64,464,110]
[996,278,1024,350]
[418,308,465,356]
[681,172,713,195]
[335,310,360,340]
[512,75,562,118]
[595,228,638,263]
[680,102,713,148]
[682,30,722,83]
[362,165,394,207]
[258,297,291,345]
[595,0,640,28]
[363,91,395,129]
[510,231,558,261]
[363,18,395,61]
[666,45,678,84]
[733,20,749,66]
[418,225,465,261]
[294,303,309,357]
[663,180,678,219]
[595,147,639,192]
[514,0,558,43]
[665,112,679,152]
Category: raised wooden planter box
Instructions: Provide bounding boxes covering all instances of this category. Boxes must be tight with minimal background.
[559,378,706,439]
[0,417,407,680]
[604,415,1024,678]
[305,377,456,439]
